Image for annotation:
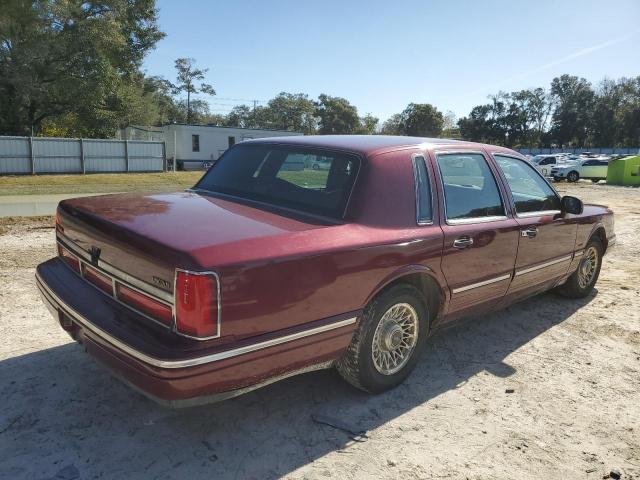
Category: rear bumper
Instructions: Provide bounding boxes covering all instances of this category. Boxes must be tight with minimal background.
[36,258,358,406]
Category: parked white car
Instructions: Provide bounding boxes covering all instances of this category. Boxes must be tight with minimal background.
[529,155,559,176]
[551,159,609,183]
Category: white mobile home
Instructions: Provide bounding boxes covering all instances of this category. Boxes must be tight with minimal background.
[163,124,302,170]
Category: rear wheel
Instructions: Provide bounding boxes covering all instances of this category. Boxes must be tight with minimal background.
[555,238,602,298]
[336,284,428,393]
[567,171,580,182]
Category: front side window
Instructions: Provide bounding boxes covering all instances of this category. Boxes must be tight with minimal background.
[494,155,560,214]
[195,144,359,218]
[192,135,200,152]
[436,153,504,221]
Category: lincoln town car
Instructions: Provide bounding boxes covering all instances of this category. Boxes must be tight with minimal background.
[36,136,615,406]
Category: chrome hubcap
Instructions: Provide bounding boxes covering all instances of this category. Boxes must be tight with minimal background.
[578,246,598,289]
[372,303,419,375]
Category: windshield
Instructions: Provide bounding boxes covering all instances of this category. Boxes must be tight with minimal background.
[194,143,360,218]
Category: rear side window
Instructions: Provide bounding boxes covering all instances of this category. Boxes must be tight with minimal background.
[413,155,432,224]
[195,144,359,218]
[494,155,560,214]
[436,153,504,221]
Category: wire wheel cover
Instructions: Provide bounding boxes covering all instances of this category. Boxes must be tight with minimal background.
[371,303,419,375]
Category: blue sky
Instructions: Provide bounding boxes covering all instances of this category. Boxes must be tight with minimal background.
[143,0,640,122]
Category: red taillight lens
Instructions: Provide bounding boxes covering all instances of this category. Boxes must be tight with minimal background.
[83,264,113,294]
[117,283,173,325]
[175,271,219,338]
[58,245,80,273]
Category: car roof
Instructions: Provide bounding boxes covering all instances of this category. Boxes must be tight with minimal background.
[242,135,511,157]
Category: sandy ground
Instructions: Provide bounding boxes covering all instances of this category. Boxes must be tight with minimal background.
[0,182,638,480]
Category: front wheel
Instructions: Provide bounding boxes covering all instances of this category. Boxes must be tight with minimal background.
[336,284,428,393]
[555,239,603,298]
[567,171,580,182]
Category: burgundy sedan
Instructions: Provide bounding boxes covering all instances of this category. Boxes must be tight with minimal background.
[36,136,615,406]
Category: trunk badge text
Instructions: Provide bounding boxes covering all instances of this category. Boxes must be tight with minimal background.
[153,276,171,289]
[89,246,101,266]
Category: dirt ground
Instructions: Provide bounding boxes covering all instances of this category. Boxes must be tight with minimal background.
[0,182,638,480]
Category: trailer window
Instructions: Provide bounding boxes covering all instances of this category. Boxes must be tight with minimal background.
[192,135,200,152]
[195,144,360,218]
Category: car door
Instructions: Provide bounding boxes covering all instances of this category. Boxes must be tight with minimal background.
[433,150,520,322]
[492,154,577,302]
[539,156,556,177]
[596,160,609,179]
[581,159,598,178]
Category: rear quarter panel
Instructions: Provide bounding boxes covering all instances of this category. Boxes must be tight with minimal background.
[195,148,447,347]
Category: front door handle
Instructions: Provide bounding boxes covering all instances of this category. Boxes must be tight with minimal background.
[453,236,474,249]
[521,227,538,238]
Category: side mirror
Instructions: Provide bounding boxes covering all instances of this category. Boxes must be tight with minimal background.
[561,196,584,215]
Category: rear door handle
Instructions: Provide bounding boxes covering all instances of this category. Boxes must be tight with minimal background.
[453,236,474,249]
[521,227,538,238]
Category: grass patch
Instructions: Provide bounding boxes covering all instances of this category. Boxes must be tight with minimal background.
[0,172,204,196]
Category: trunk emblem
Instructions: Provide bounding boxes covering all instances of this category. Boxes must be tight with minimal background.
[153,276,171,289]
[89,246,101,266]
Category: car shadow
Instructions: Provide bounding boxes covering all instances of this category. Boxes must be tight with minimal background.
[0,291,595,479]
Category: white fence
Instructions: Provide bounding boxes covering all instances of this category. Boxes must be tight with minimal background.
[0,136,166,175]
[517,147,640,155]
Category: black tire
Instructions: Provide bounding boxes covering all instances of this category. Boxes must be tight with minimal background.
[312,163,319,170]
[555,238,603,298]
[567,171,580,182]
[591,178,600,183]
[336,284,429,393]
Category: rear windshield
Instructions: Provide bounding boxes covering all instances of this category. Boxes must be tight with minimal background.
[195,144,360,218]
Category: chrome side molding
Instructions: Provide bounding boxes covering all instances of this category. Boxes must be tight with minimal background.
[514,255,572,277]
[451,273,511,294]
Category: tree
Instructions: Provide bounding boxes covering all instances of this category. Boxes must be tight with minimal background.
[442,110,458,137]
[258,92,317,133]
[357,113,379,134]
[0,0,164,137]
[380,113,404,135]
[549,74,595,147]
[615,76,640,146]
[315,94,361,134]
[398,103,444,137]
[169,58,215,124]
[225,105,253,128]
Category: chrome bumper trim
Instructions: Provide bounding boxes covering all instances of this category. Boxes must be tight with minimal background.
[57,232,174,304]
[515,255,572,277]
[451,273,511,294]
[36,271,357,369]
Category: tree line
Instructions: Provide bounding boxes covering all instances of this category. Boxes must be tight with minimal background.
[1,1,638,147]
[457,75,640,148]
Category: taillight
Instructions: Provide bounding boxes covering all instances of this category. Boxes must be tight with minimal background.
[83,264,113,295]
[58,245,80,273]
[174,271,219,338]
[117,284,173,326]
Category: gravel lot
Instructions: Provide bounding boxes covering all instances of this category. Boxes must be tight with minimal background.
[0,183,638,480]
